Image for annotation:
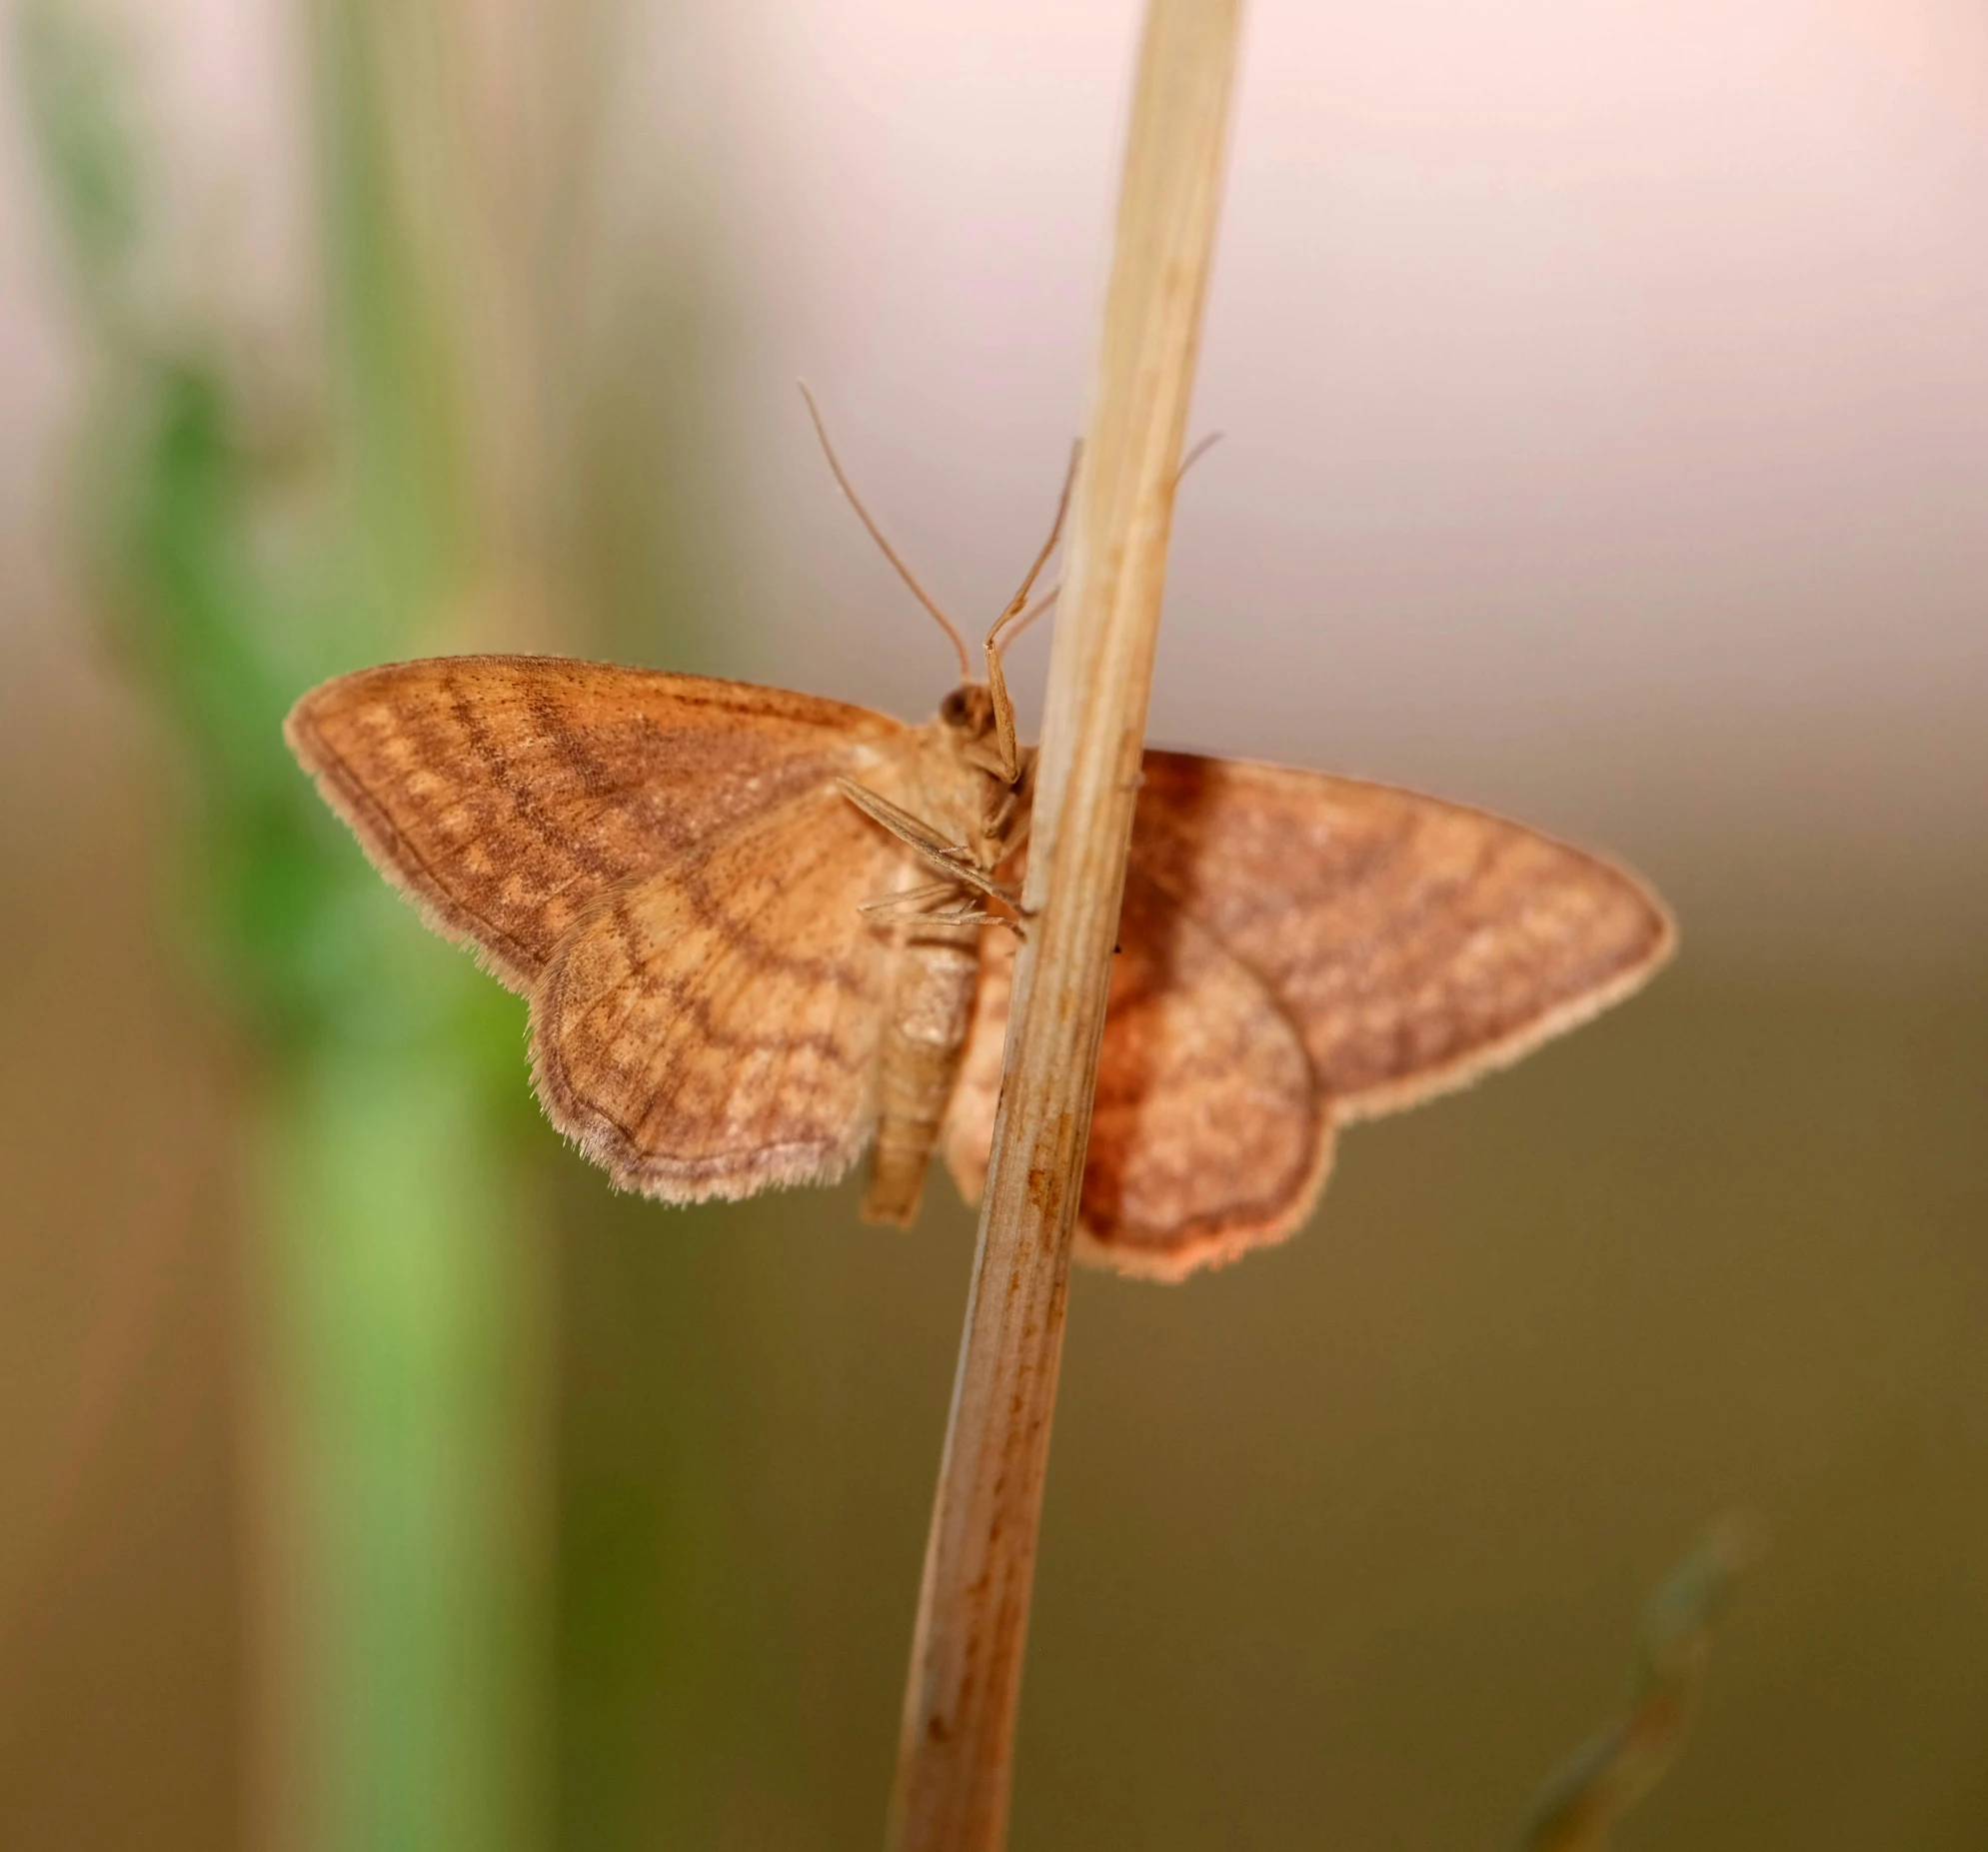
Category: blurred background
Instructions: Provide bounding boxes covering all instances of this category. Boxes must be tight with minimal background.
[2,1,1984,1847]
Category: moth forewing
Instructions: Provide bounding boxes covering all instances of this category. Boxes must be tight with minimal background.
[282,655,913,990]
[1117,753,1675,1126]
[943,751,1673,1279]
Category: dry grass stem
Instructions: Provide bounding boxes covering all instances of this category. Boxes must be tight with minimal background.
[887,2,1245,1845]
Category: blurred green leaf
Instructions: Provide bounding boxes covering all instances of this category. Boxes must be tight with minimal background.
[1522,1517,1760,1852]
[17,5,555,1850]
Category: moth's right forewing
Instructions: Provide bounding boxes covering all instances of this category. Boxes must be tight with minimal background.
[284,655,906,989]
[1128,752,1674,1119]
[949,752,1669,1283]
[531,780,911,1202]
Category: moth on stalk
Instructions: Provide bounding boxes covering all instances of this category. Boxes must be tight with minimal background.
[284,414,1672,1281]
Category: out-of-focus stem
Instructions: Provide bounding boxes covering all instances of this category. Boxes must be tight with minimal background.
[250,1040,549,1852]
[886,3,1243,1846]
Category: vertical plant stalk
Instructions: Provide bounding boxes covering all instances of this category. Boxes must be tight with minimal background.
[887,3,1243,1846]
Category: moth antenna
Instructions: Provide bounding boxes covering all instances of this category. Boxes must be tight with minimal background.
[997,579,1060,651]
[981,442,1078,787]
[986,441,1080,659]
[799,382,972,682]
[986,436,1201,663]
[1177,429,1224,481]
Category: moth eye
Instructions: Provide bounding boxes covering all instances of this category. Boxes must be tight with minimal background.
[940,687,977,727]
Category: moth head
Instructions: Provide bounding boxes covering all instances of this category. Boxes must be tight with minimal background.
[939,681,996,739]
[796,384,1063,788]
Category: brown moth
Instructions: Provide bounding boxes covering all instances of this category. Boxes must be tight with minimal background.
[284,451,1672,1280]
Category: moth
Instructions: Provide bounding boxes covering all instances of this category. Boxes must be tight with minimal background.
[285,442,1672,1282]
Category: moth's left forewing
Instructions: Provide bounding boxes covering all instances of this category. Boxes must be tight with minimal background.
[1127,751,1674,1123]
[285,655,909,989]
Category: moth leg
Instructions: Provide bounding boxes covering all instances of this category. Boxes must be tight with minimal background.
[859,881,965,919]
[837,778,1022,909]
[885,899,1026,939]
[989,752,1036,860]
[931,908,1025,939]
[965,759,1036,931]
[862,887,1026,939]
[856,876,1026,947]
[985,648,1022,786]
[914,850,1021,911]
[837,778,970,862]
